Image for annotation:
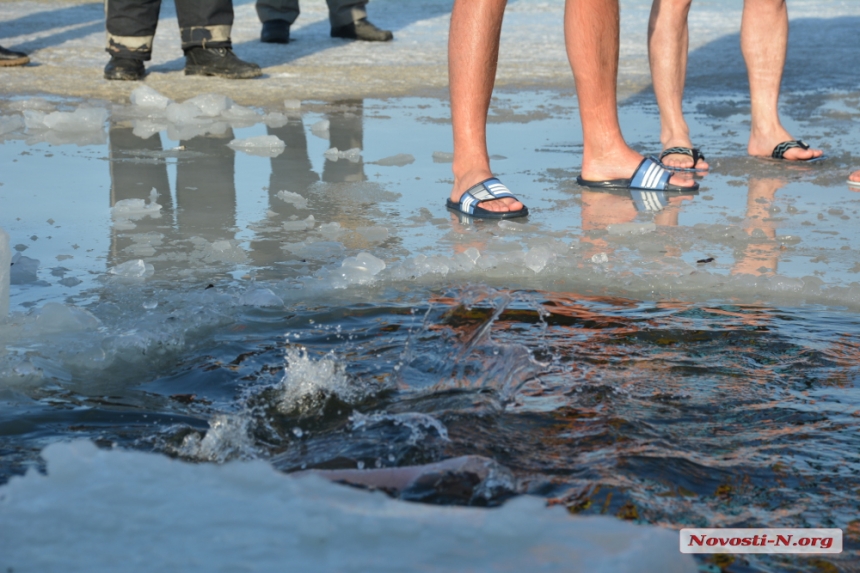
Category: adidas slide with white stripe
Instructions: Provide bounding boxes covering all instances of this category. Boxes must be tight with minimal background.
[446,178,529,219]
[576,157,699,193]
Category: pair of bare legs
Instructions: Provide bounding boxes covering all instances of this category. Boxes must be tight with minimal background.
[648,0,823,169]
[448,0,693,215]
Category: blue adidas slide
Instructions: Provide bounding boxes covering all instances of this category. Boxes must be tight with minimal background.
[576,157,699,192]
[446,178,529,219]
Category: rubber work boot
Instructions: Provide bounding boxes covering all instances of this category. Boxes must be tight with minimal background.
[104,56,145,80]
[261,20,290,44]
[330,18,393,42]
[0,45,30,67]
[184,47,262,79]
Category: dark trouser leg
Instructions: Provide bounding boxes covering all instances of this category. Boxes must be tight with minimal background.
[105,0,161,60]
[108,125,173,269]
[176,131,237,243]
[176,0,234,50]
[255,0,300,25]
[326,0,368,28]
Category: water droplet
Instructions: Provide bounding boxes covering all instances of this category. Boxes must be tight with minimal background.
[292,427,303,438]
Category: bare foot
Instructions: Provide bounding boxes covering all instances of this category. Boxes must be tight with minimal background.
[747,126,823,161]
[849,169,860,186]
[580,145,697,188]
[449,168,523,214]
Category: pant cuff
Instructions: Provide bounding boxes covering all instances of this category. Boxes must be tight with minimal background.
[180,25,232,49]
[106,33,153,61]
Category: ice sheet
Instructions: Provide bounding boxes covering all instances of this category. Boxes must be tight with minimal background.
[0,440,695,573]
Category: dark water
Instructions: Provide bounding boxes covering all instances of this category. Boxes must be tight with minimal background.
[2,285,858,572]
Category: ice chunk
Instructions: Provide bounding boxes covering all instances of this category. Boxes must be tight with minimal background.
[317,222,344,239]
[9,97,55,112]
[10,253,40,284]
[432,150,454,163]
[228,135,286,157]
[591,252,609,264]
[0,227,10,317]
[282,215,315,231]
[324,147,362,162]
[221,104,260,121]
[239,287,284,308]
[130,85,172,110]
[329,252,386,288]
[607,222,657,235]
[0,440,696,573]
[166,102,205,125]
[111,190,162,220]
[0,114,24,136]
[372,153,415,167]
[263,112,288,127]
[310,119,330,137]
[283,99,302,110]
[524,244,553,273]
[33,302,101,333]
[109,259,154,278]
[275,190,308,209]
[24,107,108,132]
[185,93,232,117]
[355,226,389,244]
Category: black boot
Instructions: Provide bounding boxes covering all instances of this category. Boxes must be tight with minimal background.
[331,18,393,42]
[104,56,145,80]
[184,47,262,79]
[261,20,290,44]
[0,45,30,67]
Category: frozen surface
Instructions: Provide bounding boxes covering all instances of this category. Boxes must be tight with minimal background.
[0,441,693,573]
[0,228,9,317]
[1,1,859,103]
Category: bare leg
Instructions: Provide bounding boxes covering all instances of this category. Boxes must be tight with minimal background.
[647,0,709,170]
[742,0,822,161]
[850,170,860,185]
[566,0,693,186]
[448,0,522,213]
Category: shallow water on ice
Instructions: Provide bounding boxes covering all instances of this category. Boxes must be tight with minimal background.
[2,88,860,571]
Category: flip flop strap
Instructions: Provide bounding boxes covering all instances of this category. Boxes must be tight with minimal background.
[772,140,810,159]
[660,147,706,164]
[630,157,672,190]
[459,178,515,215]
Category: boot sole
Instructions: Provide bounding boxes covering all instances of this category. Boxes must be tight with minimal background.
[0,56,30,67]
[185,66,262,79]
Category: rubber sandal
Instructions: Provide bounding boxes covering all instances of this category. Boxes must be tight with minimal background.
[576,157,699,192]
[848,178,860,188]
[658,146,707,172]
[445,178,529,219]
[771,140,826,162]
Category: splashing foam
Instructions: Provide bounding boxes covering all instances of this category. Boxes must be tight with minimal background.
[350,411,450,445]
[275,347,371,415]
[178,414,257,463]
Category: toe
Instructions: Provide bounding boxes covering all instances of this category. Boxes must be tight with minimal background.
[782,146,823,161]
[849,170,860,183]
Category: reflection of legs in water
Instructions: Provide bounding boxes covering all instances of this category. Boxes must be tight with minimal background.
[108,125,173,268]
[732,178,785,276]
[247,117,320,269]
[176,130,237,243]
[323,100,366,184]
[579,190,637,259]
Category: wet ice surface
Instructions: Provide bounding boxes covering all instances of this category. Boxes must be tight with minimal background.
[2,70,860,573]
